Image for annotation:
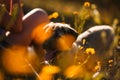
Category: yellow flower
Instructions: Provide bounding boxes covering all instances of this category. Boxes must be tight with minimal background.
[41,65,60,74]
[84,2,90,7]
[93,61,101,71]
[108,59,113,67]
[49,12,59,19]
[85,48,95,55]
[108,59,113,63]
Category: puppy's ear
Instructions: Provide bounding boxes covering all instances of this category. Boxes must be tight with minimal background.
[73,25,114,54]
[43,22,78,51]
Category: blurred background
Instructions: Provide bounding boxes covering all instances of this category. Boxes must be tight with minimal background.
[22,1,120,79]
[23,0,120,29]
[0,0,120,80]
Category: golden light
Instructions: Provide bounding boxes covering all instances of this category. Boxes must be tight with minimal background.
[56,34,76,51]
[2,45,40,75]
[37,65,60,80]
[64,65,85,78]
[32,22,52,44]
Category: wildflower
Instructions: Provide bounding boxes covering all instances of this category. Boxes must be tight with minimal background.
[108,59,113,67]
[108,59,113,63]
[74,2,91,33]
[85,48,95,55]
[93,61,101,71]
[84,2,90,7]
[49,12,59,19]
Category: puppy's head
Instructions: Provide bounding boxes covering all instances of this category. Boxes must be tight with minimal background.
[72,25,114,54]
[42,22,78,60]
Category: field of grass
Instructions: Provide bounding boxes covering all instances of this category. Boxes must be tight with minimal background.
[0,0,120,80]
